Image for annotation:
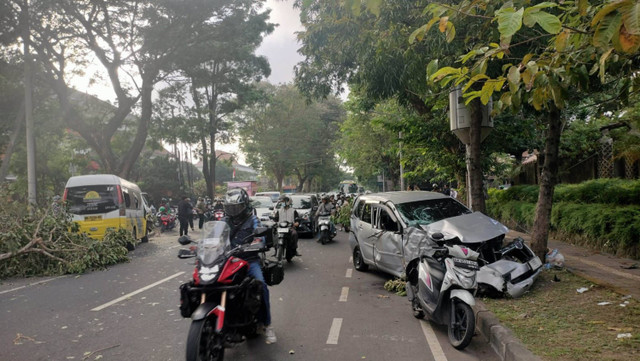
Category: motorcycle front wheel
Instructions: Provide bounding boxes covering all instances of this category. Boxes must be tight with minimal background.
[448,300,475,350]
[186,316,225,361]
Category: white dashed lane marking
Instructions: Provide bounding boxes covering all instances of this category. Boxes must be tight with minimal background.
[326,318,343,344]
[91,272,185,311]
[339,287,349,302]
[345,268,353,278]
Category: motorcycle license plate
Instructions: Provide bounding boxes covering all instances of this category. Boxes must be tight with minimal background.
[453,258,479,270]
[278,228,289,233]
[529,256,542,270]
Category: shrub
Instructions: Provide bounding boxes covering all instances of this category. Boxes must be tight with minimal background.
[0,202,130,279]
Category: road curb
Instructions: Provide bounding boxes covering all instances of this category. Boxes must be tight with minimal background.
[473,301,541,361]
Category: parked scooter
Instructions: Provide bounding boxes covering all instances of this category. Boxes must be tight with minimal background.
[317,215,335,245]
[157,212,176,233]
[178,221,283,361]
[405,232,479,350]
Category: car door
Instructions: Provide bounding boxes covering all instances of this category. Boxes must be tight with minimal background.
[372,205,405,277]
[355,202,376,264]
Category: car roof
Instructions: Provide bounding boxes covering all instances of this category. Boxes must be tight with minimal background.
[356,191,448,204]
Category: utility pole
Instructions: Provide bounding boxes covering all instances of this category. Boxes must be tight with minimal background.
[23,0,37,211]
[399,131,404,191]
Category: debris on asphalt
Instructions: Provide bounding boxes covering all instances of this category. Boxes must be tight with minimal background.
[617,333,632,339]
[597,301,612,306]
[621,295,632,300]
[289,350,295,354]
[577,287,589,293]
[620,263,638,269]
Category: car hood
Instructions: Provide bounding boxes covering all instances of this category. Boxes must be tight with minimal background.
[403,212,507,264]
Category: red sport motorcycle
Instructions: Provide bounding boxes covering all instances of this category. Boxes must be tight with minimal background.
[178,221,283,361]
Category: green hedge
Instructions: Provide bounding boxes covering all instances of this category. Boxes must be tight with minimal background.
[490,179,640,205]
[487,180,640,259]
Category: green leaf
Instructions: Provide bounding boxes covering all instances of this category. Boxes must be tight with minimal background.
[531,11,562,34]
[593,13,622,48]
[463,74,490,92]
[425,17,440,32]
[496,7,524,38]
[430,67,461,82]
[592,0,629,27]
[426,59,439,79]
[507,66,521,86]
[409,24,428,44]
[445,22,456,42]
[620,2,640,35]
[599,47,614,83]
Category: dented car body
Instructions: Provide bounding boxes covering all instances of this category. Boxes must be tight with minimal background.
[348,191,542,298]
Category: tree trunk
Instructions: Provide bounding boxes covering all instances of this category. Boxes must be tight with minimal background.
[0,102,25,182]
[531,109,562,260]
[468,99,486,214]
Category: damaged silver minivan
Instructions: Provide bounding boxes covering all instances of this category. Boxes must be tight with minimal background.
[348,191,542,298]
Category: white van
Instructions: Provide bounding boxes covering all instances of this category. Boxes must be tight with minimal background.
[254,191,281,203]
[63,174,148,249]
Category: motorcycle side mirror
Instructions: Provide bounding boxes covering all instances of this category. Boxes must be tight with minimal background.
[178,235,193,245]
[177,249,195,258]
[431,232,446,246]
[269,206,274,210]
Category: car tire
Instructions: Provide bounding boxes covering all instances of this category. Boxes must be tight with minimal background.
[353,246,368,272]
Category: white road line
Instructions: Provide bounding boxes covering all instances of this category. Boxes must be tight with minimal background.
[345,268,353,278]
[339,286,349,302]
[420,320,448,361]
[349,256,353,263]
[326,318,343,345]
[91,272,185,311]
[0,276,67,295]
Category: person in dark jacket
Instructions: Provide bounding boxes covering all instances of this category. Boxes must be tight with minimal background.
[224,188,276,344]
[177,196,193,236]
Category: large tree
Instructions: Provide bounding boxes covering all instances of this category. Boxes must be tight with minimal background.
[238,83,344,192]
[421,1,640,258]
[5,0,248,179]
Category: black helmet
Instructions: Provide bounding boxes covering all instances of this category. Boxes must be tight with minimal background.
[224,188,250,217]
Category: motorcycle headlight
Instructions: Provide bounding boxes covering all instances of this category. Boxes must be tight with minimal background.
[199,265,220,283]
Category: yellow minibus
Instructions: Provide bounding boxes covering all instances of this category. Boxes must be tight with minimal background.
[63,174,148,249]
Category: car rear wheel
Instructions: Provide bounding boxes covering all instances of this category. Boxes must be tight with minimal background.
[353,246,368,272]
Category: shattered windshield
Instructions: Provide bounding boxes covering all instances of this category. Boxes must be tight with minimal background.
[395,198,472,227]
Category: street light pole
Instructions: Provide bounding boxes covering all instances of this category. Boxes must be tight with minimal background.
[23,0,37,211]
[399,131,404,191]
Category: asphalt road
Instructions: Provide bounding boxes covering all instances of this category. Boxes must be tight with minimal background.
[0,228,499,361]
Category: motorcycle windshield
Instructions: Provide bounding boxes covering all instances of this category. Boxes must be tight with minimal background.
[197,221,231,265]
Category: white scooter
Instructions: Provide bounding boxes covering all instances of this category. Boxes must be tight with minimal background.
[405,232,479,350]
[317,215,335,245]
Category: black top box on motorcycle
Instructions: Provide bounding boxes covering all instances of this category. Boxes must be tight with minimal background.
[263,259,284,286]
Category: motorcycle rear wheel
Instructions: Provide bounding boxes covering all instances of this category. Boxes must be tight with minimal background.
[448,301,475,350]
[186,316,225,361]
[320,230,327,245]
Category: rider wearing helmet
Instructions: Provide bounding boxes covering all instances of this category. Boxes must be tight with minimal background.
[273,196,301,257]
[223,188,276,344]
[316,195,337,239]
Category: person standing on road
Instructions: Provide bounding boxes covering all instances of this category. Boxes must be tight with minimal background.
[223,188,277,344]
[177,196,193,236]
[195,197,206,229]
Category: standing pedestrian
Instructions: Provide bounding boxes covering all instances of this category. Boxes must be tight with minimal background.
[177,196,193,236]
[195,197,206,229]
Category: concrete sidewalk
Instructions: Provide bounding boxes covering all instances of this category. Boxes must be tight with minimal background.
[474,230,640,361]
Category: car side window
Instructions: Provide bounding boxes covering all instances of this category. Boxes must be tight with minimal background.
[123,189,131,208]
[361,203,372,224]
[379,209,399,232]
[353,200,363,218]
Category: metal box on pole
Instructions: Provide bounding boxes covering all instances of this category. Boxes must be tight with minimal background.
[449,87,493,145]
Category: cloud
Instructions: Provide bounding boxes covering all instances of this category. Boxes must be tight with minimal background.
[257,0,304,85]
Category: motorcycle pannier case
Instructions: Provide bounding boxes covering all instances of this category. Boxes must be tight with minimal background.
[179,282,201,318]
[263,260,284,286]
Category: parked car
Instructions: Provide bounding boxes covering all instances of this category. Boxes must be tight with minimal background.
[255,191,281,204]
[349,191,542,298]
[290,194,319,237]
[250,196,275,224]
